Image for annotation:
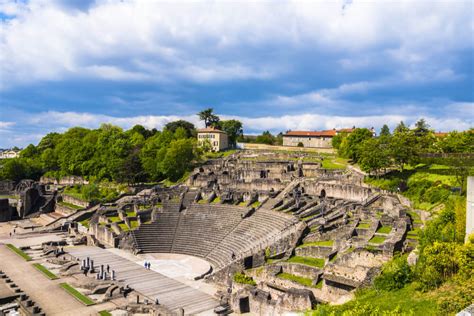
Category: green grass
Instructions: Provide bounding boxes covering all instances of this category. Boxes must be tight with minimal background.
[211,196,221,204]
[307,284,438,315]
[357,222,371,229]
[344,247,355,254]
[126,211,136,217]
[376,226,392,234]
[159,171,190,187]
[6,244,32,261]
[369,235,387,244]
[98,311,112,316]
[322,158,347,169]
[287,256,325,268]
[233,272,256,286]
[0,195,19,199]
[118,223,128,231]
[250,200,261,208]
[79,219,90,228]
[33,263,58,280]
[277,272,320,288]
[407,229,420,240]
[107,216,121,223]
[238,201,247,206]
[197,199,208,204]
[59,283,95,306]
[57,201,83,210]
[204,149,238,159]
[298,240,334,247]
[329,255,338,263]
[62,191,88,202]
[118,220,139,231]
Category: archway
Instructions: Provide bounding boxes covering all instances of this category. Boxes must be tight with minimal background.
[320,189,326,198]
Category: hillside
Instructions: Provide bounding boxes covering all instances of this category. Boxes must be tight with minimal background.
[308,163,474,315]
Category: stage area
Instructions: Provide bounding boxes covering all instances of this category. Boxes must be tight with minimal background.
[67,246,219,315]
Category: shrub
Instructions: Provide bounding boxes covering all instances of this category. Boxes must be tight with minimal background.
[436,276,474,314]
[374,255,412,291]
[297,142,304,147]
[422,185,450,204]
[416,242,460,291]
[233,272,256,286]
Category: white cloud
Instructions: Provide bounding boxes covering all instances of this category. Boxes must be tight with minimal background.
[0,121,15,129]
[28,111,202,130]
[1,0,472,88]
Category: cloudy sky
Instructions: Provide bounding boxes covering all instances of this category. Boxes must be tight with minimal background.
[0,0,473,148]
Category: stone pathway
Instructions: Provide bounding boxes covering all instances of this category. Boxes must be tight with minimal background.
[0,244,115,316]
[67,246,219,315]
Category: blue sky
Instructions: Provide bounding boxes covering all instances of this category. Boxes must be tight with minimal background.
[0,0,473,148]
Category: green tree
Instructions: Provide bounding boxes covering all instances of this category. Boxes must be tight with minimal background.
[390,130,418,171]
[380,124,391,137]
[338,128,373,162]
[332,133,345,149]
[174,127,188,140]
[165,120,195,138]
[393,121,409,134]
[159,139,196,181]
[220,119,243,148]
[20,144,37,158]
[414,118,430,137]
[255,131,275,145]
[198,108,220,128]
[358,138,391,176]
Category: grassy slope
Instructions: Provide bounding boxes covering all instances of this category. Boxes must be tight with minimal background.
[309,284,438,315]
[313,162,470,315]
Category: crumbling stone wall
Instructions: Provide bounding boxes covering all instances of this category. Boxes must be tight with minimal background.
[61,194,90,208]
[90,223,118,248]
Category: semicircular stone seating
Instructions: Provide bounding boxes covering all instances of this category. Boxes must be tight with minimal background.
[131,202,298,270]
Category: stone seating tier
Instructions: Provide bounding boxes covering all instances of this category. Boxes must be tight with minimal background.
[130,203,298,270]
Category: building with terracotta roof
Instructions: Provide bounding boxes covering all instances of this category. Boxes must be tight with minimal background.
[282,128,362,148]
[197,127,228,152]
[434,132,449,138]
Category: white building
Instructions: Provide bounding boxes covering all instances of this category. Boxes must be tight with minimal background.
[0,150,21,159]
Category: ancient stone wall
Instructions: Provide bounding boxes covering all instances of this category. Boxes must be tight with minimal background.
[90,223,117,248]
[303,181,375,202]
[39,176,89,185]
[61,194,91,208]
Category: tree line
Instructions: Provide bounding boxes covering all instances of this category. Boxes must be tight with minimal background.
[333,119,473,176]
[0,109,244,183]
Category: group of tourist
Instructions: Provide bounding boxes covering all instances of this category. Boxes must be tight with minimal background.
[144,261,152,270]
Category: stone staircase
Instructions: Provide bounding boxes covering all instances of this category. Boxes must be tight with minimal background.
[263,178,302,209]
[131,210,180,253]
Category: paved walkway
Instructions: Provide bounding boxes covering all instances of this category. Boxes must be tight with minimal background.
[67,246,219,315]
[0,244,114,316]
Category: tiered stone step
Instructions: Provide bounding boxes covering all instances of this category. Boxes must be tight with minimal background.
[171,204,243,257]
[131,210,180,253]
[67,246,219,315]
